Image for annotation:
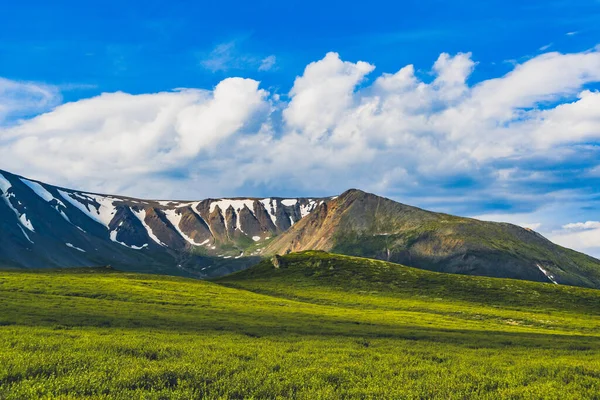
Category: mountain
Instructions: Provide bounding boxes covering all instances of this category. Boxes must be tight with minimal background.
[263,189,600,289]
[0,169,329,277]
[2,169,600,288]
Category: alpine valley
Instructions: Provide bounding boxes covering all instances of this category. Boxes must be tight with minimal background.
[1,168,600,288]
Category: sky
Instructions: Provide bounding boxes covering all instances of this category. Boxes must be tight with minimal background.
[1,0,600,257]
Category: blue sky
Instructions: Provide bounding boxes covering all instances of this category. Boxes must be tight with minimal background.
[2,0,598,100]
[1,0,600,256]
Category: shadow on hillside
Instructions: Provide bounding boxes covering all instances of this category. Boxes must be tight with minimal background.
[3,299,599,351]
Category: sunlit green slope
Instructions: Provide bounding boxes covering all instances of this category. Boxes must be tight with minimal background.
[1,254,599,399]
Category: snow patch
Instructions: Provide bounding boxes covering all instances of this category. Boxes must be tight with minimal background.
[163,208,205,246]
[282,199,298,206]
[65,243,86,252]
[536,264,559,285]
[21,178,71,223]
[210,199,255,232]
[18,225,33,244]
[252,236,261,241]
[0,173,12,193]
[58,190,116,229]
[20,179,65,206]
[209,199,256,214]
[299,199,317,218]
[186,202,216,239]
[19,214,34,231]
[0,174,35,232]
[109,229,148,250]
[131,208,167,246]
[260,198,277,224]
[126,243,148,250]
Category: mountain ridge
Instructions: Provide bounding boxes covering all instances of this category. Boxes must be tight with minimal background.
[0,168,330,277]
[1,168,600,288]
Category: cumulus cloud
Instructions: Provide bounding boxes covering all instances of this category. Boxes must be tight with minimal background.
[2,47,600,213]
[0,78,268,195]
[283,52,375,140]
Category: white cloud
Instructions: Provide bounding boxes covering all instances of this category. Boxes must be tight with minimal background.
[200,42,237,72]
[258,55,277,71]
[550,222,600,256]
[176,78,268,156]
[562,221,600,230]
[0,78,61,123]
[2,47,600,211]
[200,41,277,73]
[472,212,543,231]
[0,78,268,196]
[283,52,375,140]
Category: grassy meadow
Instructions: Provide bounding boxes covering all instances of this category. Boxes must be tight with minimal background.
[1,251,599,399]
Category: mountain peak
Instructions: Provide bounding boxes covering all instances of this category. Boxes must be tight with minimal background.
[264,187,600,289]
[2,168,600,288]
[338,188,370,198]
[336,188,394,206]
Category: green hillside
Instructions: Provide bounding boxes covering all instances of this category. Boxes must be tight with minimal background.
[264,190,600,289]
[1,254,600,399]
[220,251,600,316]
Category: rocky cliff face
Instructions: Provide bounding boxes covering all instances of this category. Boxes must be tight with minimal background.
[0,169,328,277]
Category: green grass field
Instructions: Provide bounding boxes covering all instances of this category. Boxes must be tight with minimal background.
[1,251,600,399]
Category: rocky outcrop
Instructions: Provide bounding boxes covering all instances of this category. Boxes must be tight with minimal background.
[178,207,213,245]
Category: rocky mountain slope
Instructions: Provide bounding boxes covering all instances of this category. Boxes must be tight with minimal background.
[264,189,600,288]
[0,169,328,277]
[2,169,600,288]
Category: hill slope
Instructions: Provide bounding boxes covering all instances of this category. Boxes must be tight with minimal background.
[220,251,600,314]
[0,168,328,277]
[2,168,600,288]
[1,255,600,398]
[263,190,600,288]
